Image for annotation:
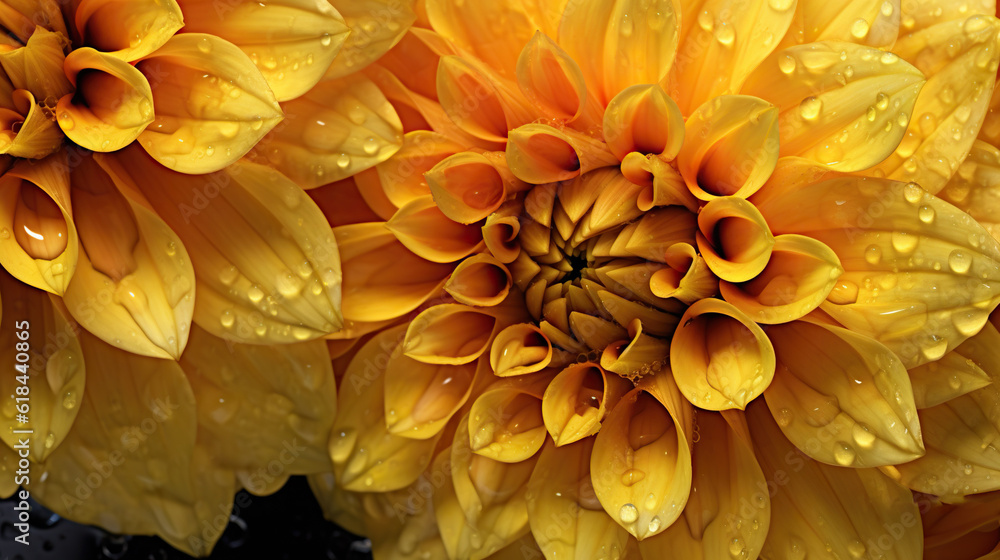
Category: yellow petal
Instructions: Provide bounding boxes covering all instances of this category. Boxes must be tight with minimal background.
[385,194,484,263]
[325,0,416,79]
[425,151,512,224]
[742,41,924,171]
[72,0,184,61]
[1,89,62,158]
[445,253,513,307]
[0,27,72,99]
[747,400,923,560]
[557,0,680,105]
[542,362,631,446]
[599,319,671,382]
[765,320,923,466]
[0,153,78,295]
[938,140,1000,244]
[777,0,900,49]
[378,130,464,210]
[435,412,537,560]
[335,222,451,323]
[135,33,283,174]
[175,0,350,102]
[649,242,719,304]
[527,438,632,560]
[0,0,68,43]
[63,154,193,359]
[898,0,995,35]
[695,195,776,282]
[491,323,555,377]
[249,72,403,189]
[384,349,484,439]
[908,321,998,408]
[0,269,84,462]
[56,47,154,152]
[756,176,1000,367]
[468,374,549,462]
[637,411,770,560]
[667,0,795,114]
[604,84,685,161]
[330,326,442,491]
[506,123,619,185]
[679,95,779,200]
[30,329,232,557]
[620,151,700,212]
[97,147,343,345]
[720,233,843,324]
[180,324,336,485]
[404,303,499,365]
[872,15,1000,194]
[484,202,524,264]
[591,375,693,540]
[670,298,776,410]
[516,31,602,128]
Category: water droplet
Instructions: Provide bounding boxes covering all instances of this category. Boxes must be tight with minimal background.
[729,537,746,557]
[165,241,176,256]
[220,310,235,329]
[922,337,949,361]
[880,1,894,16]
[949,249,972,274]
[619,14,633,37]
[697,10,714,31]
[776,407,792,427]
[0,228,8,239]
[851,18,870,38]
[903,182,923,203]
[918,205,935,223]
[965,15,991,35]
[779,55,796,74]
[875,92,889,111]
[621,468,645,486]
[714,22,735,45]
[834,441,856,465]
[880,52,899,65]
[787,537,806,560]
[964,463,974,475]
[219,265,239,286]
[62,391,77,410]
[197,37,212,53]
[619,503,638,523]
[865,244,883,264]
[248,284,265,303]
[799,96,822,120]
[853,423,876,448]
[952,308,989,336]
[848,540,866,558]
[866,106,877,122]
[768,0,794,11]
[320,33,333,47]
[897,112,909,127]
[891,231,917,254]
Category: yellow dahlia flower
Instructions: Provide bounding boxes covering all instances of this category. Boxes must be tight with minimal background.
[306,0,1000,559]
[0,0,416,555]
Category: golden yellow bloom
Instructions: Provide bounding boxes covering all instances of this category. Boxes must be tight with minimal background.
[308,1,1000,559]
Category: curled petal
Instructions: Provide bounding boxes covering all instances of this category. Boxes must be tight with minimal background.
[756,176,1000,367]
[558,0,680,105]
[0,89,62,159]
[384,349,482,439]
[777,0,899,49]
[678,95,779,200]
[720,234,843,324]
[445,253,512,307]
[0,269,85,462]
[649,242,718,304]
[378,130,464,210]
[590,375,693,540]
[604,84,685,161]
[64,155,193,359]
[59,48,154,152]
[425,151,510,224]
[330,326,442,491]
[542,362,630,446]
[491,323,553,377]
[435,413,537,560]
[98,147,343,345]
[249,72,403,189]
[620,152,699,212]
[590,205,697,262]
[667,0,795,114]
[0,154,78,294]
[468,375,549,462]
[335,222,451,322]
[0,27,72,99]
[765,320,923,467]
[695,196,775,282]
[670,298,775,410]
[135,33,283,174]
[324,0,416,78]
[174,0,350,101]
[528,438,631,560]
[181,325,336,480]
[437,55,536,144]
[483,203,522,264]
[404,303,498,365]
[516,32,601,128]
[0,0,67,43]
[73,0,183,61]
[873,15,1000,194]
[747,401,923,560]
[637,411,769,560]
[743,41,924,171]
[938,140,1000,244]
[506,123,618,184]
[385,195,483,263]
[599,319,671,382]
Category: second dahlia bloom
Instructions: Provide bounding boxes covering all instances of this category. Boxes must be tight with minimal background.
[309,0,1000,558]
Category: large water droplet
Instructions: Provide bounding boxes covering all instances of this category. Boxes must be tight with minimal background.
[834,441,856,465]
[799,97,822,120]
[891,231,918,254]
[619,503,639,524]
[853,422,876,448]
[851,18,870,38]
[948,249,972,274]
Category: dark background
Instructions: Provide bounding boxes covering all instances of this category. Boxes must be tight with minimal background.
[0,477,373,560]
